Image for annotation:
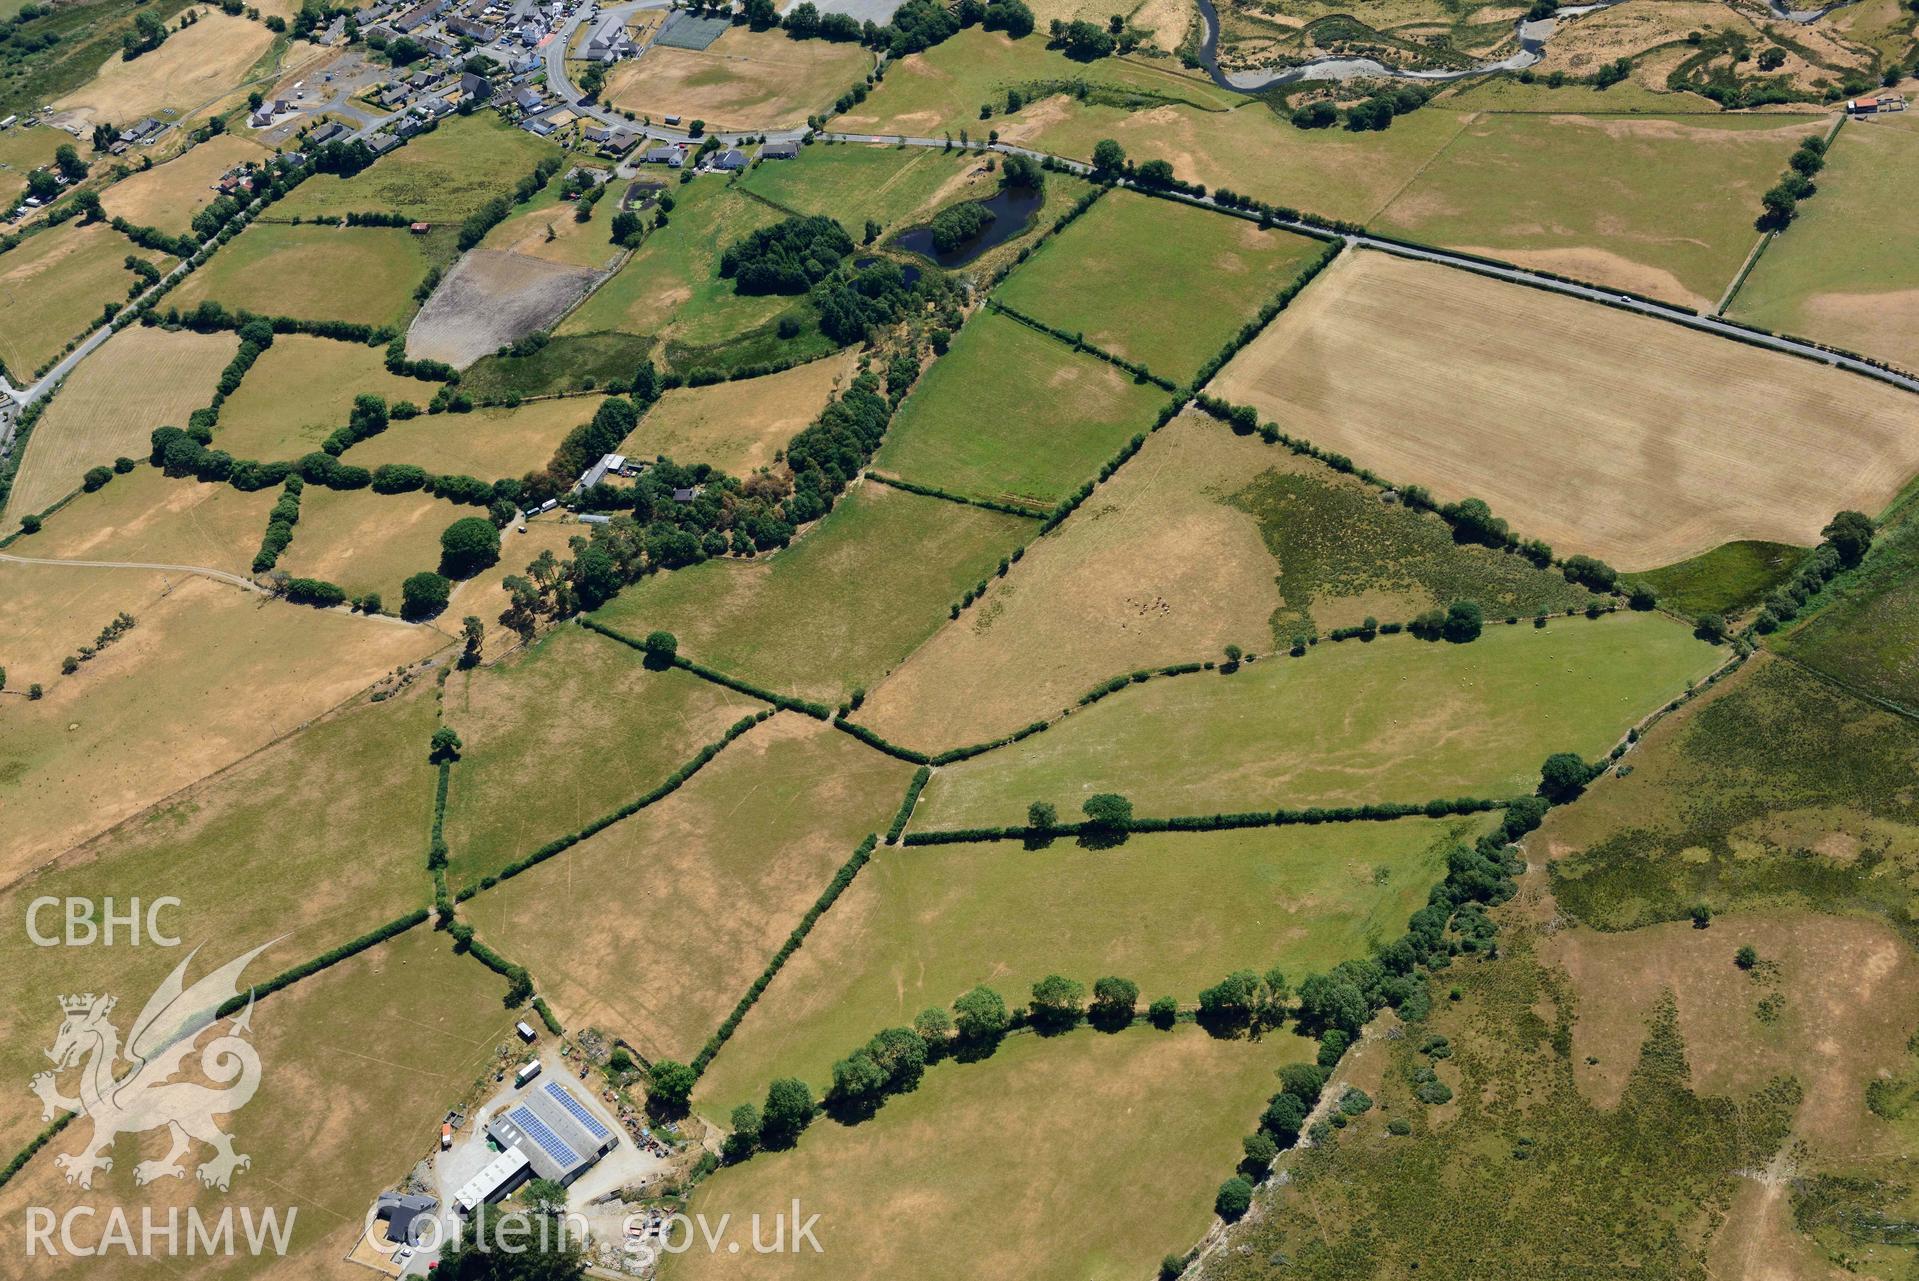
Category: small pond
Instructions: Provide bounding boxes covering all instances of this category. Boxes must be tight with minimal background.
[893,185,1044,267]
[854,256,923,286]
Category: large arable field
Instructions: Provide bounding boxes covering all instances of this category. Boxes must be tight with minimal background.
[0,682,442,1157]
[0,565,442,876]
[440,623,761,887]
[601,26,870,130]
[872,308,1168,507]
[1371,111,1825,308]
[696,815,1476,1118]
[0,222,170,378]
[913,610,1719,830]
[1210,249,1919,570]
[169,222,433,329]
[463,713,913,1065]
[593,481,1032,704]
[271,111,562,222]
[1729,119,1919,371]
[673,1024,1310,1281]
[214,332,434,461]
[856,412,1592,750]
[4,325,235,517]
[0,926,518,1281]
[994,191,1328,384]
[98,133,270,234]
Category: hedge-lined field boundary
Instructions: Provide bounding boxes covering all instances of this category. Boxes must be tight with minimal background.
[211,908,430,1021]
[692,834,879,1076]
[863,471,1048,519]
[453,708,774,901]
[885,767,931,844]
[578,618,836,718]
[905,795,1509,845]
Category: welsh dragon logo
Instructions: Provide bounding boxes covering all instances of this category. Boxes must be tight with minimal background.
[30,941,275,1191]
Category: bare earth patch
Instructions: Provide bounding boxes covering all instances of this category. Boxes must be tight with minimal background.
[406,249,606,369]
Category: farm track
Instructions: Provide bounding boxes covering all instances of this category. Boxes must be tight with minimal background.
[0,549,264,591]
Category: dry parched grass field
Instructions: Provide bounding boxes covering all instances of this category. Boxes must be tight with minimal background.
[463,713,913,1065]
[602,26,871,130]
[1210,250,1919,571]
[5,325,236,517]
[98,134,270,234]
[343,395,607,480]
[673,1025,1311,1281]
[0,223,171,379]
[51,11,274,126]
[277,486,472,603]
[621,350,862,477]
[13,463,275,577]
[214,333,432,462]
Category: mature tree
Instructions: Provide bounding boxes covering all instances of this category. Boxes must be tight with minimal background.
[1822,509,1875,567]
[429,726,463,763]
[439,1206,585,1279]
[1261,1091,1307,1142]
[1694,612,1729,644]
[642,629,678,669]
[1215,1176,1254,1220]
[953,985,1009,1047]
[1241,1131,1279,1172]
[1197,970,1260,1029]
[1442,599,1483,643]
[1089,975,1139,1030]
[1627,582,1658,610]
[1295,972,1367,1038]
[1082,792,1133,830]
[1026,800,1058,831]
[402,570,452,620]
[441,516,502,578]
[1136,158,1175,187]
[1091,138,1126,172]
[1028,974,1086,1032]
[1538,752,1595,803]
[759,1077,815,1149]
[1735,945,1759,970]
[459,615,484,667]
[722,1104,760,1163]
[913,1006,953,1058]
[828,1051,886,1114]
[1148,995,1178,1029]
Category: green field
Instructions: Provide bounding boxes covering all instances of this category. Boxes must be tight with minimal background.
[558,177,830,375]
[441,624,762,888]
[1621,539,1806,621]
[739,143,1004,240]
[1774,494,1919,713]
[672,1024,1309,1281]
[1729,120,1919,371]
[872,309,1168,507]
[0,683,440,1157]
[994,191,1327,384]
[462,714,913,1064]
[837,28,1240,139]
[914,611,1720,828]
[1372,112,1827,308]
[0,222,169,378]
[696,815,1477,1119]
[1227,445,1600,639]
[214,332,432,461]
[1547,654,1919,937]
[459,330,655,401]
[169,223,434,329]
[592,482,1032,704]
[271,112,562,222]
[0,123,65,209]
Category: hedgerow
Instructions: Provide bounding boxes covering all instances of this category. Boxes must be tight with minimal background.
[885,767,931,844]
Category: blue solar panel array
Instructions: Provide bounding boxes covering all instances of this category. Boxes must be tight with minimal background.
[544,1081,612,1141]
[509,1105,582,1169]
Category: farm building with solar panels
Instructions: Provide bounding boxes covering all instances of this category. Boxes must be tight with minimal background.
[483,1076,621,1185]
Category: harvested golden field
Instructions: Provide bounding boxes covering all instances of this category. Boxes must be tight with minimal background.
[344,395,605,480]
[463,713,913,1064]
[215,333,430,461]
[1208,250,1919,570]
[13,463,273,576]
[98,133,268,233]
[4,325,235,516]
[52,12,275,127]
[0,565,442,873]
[0,222,171,378]
[277,486,471,603]
[602,26,870,130]
[481,190,628,270]
[621,351,861,475]
[855,415,1283,748]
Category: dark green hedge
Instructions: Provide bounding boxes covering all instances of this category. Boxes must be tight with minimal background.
[580,619,835,718]
[886,767,931,844]
[864,471,1047,519]
[905,796,1507,845]
[214,908,429,1019]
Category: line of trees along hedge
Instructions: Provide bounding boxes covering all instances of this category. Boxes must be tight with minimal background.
[0,393,53,524]
[579,619,835,717]
[781,0,1035,57]
[904,795,1508,845]
[831,716,930,764]
[211,909,429,1020]
[692,835,879,1076]
[458,154,564,251]
[863,472,1046,518]
[531,997,563,1035]
[885,768,931,844]
[984,300,1175,389]
[1181,239,1341,393]
[447,923,534,1006]
[430,758,453,920]
[1039,424,1159,535]
[927,717,1050,765]
[0,1115,73,1194]
[457,710,771,898]
[251,475,304,572]
[1753,510,1876,635]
